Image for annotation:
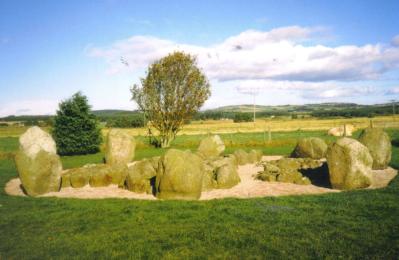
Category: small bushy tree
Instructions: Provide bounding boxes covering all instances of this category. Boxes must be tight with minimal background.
[52,92,102,155]
[106,115,144,128]
[131,51,211,147]
[233,113,253,123]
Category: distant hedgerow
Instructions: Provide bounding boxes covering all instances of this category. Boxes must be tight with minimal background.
[52,92,102,155]
[233,113,253,123]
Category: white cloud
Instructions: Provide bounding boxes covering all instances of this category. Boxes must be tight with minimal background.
[310,86,375,99]
[232,79,376,99]
[386,86,399,95]
[0,99,59,117]
[392,35,399,47]
[88,26,399,82]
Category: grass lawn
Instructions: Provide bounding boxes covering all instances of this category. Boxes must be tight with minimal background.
[0,129,398,258]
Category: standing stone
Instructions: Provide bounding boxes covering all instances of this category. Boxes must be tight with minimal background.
[156,149,204,200]
[358,128,392,170]
[291,137,328,159]
[214,157,240,189]
[248,149,263,163]
[126,158,158,194]
[15,126,62,196]
[233,149,250,165]
[326,138,373,190]
[105,129,136,166]
[197,135,225,158]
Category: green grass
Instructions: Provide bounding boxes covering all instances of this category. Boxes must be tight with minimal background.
[0,130,398,258]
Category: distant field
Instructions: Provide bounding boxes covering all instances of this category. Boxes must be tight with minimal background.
[1,115,398,139]
[100,115,399,137]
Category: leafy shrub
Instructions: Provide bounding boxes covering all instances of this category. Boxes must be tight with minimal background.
[106,115,144,128]
[52,92,102,155]
[233,113,253,123]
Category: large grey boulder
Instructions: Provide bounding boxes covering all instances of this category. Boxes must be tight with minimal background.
[62,164,128,188]
[197,135,225,158]
[105,129,136,166]
[126,157,158,194]
[291,137,328,159]
[233,149,262,165]
[233,149,249,165]
[358,128,391,170]
[15,126,62,196]
[326,138,373,190]
[214,157,240,189]
[156,149,204,200]
[202,155,240,190]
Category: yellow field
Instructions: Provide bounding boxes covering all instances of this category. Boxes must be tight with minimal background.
[1,115,398,138]
[103,115,399,137]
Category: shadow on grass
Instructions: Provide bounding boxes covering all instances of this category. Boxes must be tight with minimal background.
[300,163,332,189]
[392,139,399,147]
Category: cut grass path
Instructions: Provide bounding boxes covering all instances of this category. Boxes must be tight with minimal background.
[0,129,398,258]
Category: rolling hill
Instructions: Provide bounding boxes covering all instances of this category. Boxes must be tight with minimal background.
[0,102,397,122]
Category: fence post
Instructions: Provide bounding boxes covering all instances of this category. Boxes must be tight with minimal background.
[268,126,272,142]
[263,130,266,144]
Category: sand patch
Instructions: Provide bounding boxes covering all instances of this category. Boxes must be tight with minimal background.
[4,156,397,200]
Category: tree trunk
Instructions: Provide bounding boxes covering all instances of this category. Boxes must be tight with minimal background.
[160,131,175,148]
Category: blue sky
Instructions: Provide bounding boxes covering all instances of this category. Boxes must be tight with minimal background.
[1,0,399,116]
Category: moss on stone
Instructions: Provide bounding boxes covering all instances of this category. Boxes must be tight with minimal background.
[291,137,328,159]
[126,159,157,193]
[15,150,62,196]
[87,165,113,187]
[215,161,240,189]
[156,149,204,200]
[233,149,249,165]
[69,169,90,188]
[197,135,225,158]
[326,137,373,190]
[61,173,71,188]
[255,158,318,185]
[358,128,392,170]
[201,164,217,191]
[105,129,136,166]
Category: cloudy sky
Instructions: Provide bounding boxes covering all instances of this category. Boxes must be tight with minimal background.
[1,0,399,116]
